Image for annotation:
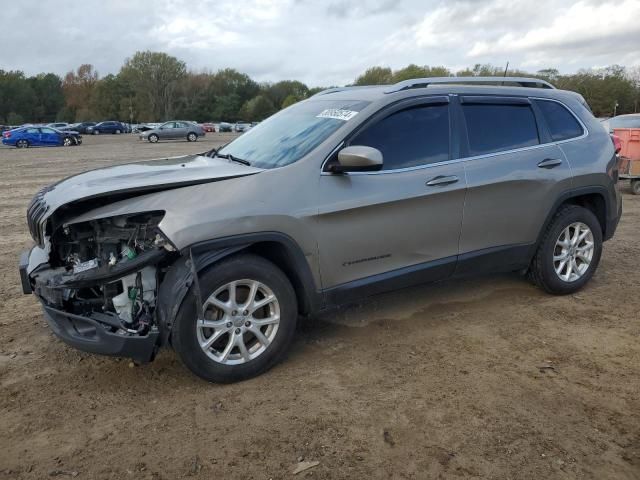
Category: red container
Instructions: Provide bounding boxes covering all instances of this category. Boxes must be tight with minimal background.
[613,128,640,162]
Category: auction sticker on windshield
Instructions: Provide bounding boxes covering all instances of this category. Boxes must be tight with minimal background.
[316,109,359,121]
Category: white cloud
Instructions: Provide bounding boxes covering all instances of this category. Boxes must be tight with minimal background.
[1,0,638,86]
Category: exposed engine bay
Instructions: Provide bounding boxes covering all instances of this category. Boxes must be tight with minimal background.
[33,212,175,336]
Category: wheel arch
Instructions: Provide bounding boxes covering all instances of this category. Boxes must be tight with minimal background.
[156,232,321,346]
[189,232,321,316]
[534,187,610,256]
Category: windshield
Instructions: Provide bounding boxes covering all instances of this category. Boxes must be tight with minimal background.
[217,99,370,169]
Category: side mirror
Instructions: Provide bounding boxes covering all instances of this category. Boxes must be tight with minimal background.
[331,146,383,173]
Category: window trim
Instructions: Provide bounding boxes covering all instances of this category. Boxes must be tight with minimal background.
[460,96,542,158]
[321,95,452,174]
[532,97,587,143]
[320,96,589,176]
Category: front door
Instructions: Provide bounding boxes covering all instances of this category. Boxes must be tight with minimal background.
[314,98,466,300]
[39,127,59,146]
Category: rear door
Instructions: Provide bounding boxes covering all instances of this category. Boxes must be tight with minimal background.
[315,97,467,296]
[456,96,573,273]
[174,121,189,138]
[25,128,42,145]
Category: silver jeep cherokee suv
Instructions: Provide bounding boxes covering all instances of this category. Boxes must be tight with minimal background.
[19,77,622,383]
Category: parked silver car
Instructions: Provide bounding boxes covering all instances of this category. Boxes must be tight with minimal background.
[139,121,205,143]
[19,77,622,383]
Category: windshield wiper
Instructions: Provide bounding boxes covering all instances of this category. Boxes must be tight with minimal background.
[215,152,251,166]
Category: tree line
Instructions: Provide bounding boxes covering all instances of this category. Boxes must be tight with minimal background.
[1,51,639,125]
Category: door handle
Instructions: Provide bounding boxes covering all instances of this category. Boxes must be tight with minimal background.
[537,158,562,169]
[426,175,459,186]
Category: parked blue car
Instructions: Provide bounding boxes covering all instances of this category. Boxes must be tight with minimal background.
[86,121,125,134]
[1,126,82,148]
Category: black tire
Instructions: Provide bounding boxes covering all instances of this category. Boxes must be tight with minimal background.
[172,254,298,383]
[528,205,602,295]
[16,139,29,148]
[63,136,73,147]
[631,180,640,195]
[114,129,121,134]
[93,130,99,135]
[148,134,159,143]
[187,132,197,142]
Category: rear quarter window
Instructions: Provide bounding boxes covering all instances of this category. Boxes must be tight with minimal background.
[535,99,584,141]
[462,103,539,156]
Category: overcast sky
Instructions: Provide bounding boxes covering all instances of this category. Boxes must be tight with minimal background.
[2,0,639,86]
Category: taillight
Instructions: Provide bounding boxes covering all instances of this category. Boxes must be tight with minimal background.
[3,131,10,138]
[610,134,622,154]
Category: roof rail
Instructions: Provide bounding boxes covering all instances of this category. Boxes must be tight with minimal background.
[312,85,382,97]
[384,76,555,93]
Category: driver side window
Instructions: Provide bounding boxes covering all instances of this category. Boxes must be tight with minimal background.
[350,104,450,170]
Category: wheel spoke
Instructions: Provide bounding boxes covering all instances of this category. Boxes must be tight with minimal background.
[249,325,271,347]
[576,241,593,253]
[562,259,573,281]
[200,327,228,350]
[252,314,280,327]
[237,335,250,361]
[245,281,259,309]
[250,295,276,314]
[206,297,231,315]
[554,252,568,262]
[228,281,237,308]
[219,334,236,362]
[197,318,227,330]
[571,258,580,277]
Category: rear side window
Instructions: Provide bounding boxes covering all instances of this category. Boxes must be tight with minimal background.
[350,104,449,170]
[535,99,583,141]
[462,103,539,156]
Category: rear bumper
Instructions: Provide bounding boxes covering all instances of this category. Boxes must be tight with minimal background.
[42,305,159,363]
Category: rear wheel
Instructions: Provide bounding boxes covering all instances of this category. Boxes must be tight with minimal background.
[529,205,602,294]
[631,179,640,195]
[172,254,297,383]
[16,139,29,148]
[187,132,197,142]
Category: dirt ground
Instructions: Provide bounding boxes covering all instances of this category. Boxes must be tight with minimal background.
[0,134,639,480]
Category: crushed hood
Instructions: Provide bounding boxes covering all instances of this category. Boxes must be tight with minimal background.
[41,154,264,214]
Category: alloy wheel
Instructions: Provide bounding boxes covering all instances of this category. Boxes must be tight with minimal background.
[196,279,280,365]
[553,222,594,282]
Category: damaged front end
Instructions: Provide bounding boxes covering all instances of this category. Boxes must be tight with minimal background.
[21,211,177,362]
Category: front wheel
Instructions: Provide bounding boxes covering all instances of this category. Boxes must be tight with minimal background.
[148,134,159,143]
[172,254,298,383]
[529,205,602,295]
[93,130,99,135]
[63,137,73,147]
[187,132,197,142]
[631,179,640,195]
[114,129,121,134]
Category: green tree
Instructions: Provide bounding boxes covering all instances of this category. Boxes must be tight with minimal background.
[240,95,276,121]
[264,80,309,108]
[7,112,24,125]
[120,51,186,121]
[392,64,451,82]
[354,67,393,85]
